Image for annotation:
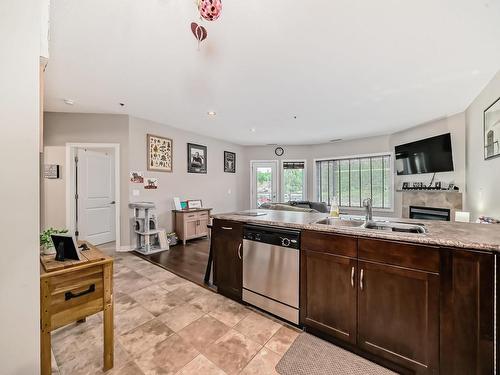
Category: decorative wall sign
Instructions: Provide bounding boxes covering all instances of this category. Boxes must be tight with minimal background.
[144,177,158,190]
[130,171,144,183]
[224,151,236,173]
[147,134,173,172]
[187,143,207,173]
[484,96,500,160]
[187,199,203,209]
[44,164,60,179]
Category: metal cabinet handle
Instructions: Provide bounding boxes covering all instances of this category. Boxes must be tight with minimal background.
[237,243,242,260]
[221,226,233,230]
[351,266,355,288]
[65,284,95,301]
[360,269,364,290]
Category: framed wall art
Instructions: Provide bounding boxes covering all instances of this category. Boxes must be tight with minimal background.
[484,96,500,160]
[187,143,207,173]
[224,151,236,173]
[147,134,173,172]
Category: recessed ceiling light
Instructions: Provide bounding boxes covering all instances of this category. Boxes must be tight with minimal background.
[63,99,74,105]
[207,111,216,116]
[250,128,256,132]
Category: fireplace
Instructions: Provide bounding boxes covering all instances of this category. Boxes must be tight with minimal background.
[409,206,451,221]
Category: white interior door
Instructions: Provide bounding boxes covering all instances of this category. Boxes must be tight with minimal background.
[77,148,116,245]
[251,161,279,209]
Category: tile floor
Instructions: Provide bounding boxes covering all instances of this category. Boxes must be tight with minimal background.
[51,243,301,375]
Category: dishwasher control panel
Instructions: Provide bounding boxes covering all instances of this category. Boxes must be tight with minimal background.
[243,225,300,249]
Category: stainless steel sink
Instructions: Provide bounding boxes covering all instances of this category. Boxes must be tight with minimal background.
[314,218,427,234]
[363,221,427,234]
[315,218,365,227]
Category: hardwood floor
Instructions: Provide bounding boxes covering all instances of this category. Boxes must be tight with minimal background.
[134,237,212,288]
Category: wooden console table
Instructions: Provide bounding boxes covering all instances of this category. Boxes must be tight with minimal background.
[40,242,113,374]
[174,208,212,245]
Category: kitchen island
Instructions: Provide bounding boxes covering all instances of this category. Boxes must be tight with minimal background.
[211,209,500,375]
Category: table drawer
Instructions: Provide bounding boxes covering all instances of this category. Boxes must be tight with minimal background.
[48,265,105,329]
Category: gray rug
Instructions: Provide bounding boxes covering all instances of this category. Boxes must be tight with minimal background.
[275,333,397,375]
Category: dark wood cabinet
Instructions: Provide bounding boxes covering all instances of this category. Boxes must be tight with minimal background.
[440,249,494,375]
[357,260,439,374]
[301,250,357,344]
[212,219,243,301]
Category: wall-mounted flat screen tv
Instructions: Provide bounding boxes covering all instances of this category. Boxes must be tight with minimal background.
[395,133,454,175]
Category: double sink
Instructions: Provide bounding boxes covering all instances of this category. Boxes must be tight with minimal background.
[315,217,427,234]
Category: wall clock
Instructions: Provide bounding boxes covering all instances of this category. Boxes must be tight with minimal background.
[275,147,284,156]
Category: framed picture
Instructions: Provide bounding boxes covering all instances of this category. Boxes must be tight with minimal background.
[147,134,173,172]
[144,177,158,190]
[130,171,144,183]
[187,143,207,173]
[44,164,60,179]
[484,96,500,160]
[224,151,236,173]
[187,199,203,209]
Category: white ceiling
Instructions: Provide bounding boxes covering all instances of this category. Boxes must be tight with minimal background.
[45,0,500,145]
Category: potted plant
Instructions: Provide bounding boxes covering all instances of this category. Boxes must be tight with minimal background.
[40,228,68,255]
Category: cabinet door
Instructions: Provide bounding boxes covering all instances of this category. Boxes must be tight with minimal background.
[357,261,439,374]
[185,219,198,239]
[440,249,494,375]
[301,250,357,344]
[213,221,243,301]
[196,218,209,237]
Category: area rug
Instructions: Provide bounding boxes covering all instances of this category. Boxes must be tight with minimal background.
[275,333,397,375]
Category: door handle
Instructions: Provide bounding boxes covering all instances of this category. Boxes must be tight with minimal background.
[360,269,364,290]
[110,201,115,204]
[237,243,242,260]
[351,266,355,288]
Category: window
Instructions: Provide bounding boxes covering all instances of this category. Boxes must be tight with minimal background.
[316,155,392,209]
[282,161,306,202]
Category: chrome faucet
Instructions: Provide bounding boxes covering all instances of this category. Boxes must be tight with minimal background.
[362,198,373,222]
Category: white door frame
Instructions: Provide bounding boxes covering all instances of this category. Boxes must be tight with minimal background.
[249,160,280,209]
[66,143,121,249]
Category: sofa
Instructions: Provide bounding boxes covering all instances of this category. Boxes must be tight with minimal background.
[259,201,329,213]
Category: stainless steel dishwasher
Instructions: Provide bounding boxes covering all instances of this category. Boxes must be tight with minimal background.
[242,225,300,324]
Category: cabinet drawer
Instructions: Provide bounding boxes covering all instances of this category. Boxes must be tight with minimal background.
[213,219,243,236]
[48,265,105,329]
[198,211,209,219]
[358,238,439,273]
[302,230,357,258]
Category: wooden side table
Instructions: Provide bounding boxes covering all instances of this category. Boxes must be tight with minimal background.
[174,208,212,245]
[40,242,114,374]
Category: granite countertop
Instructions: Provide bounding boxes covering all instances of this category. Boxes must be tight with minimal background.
[212,209,500,253]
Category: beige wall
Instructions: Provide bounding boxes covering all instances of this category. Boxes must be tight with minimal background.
[242,114,466,217]
[242,136,391,214]
[128,116,247,239]
[390,112,466,217]
[0,0,41,372]
[43,112,130,245]
[42,113,248,247]
[465,71,500,220]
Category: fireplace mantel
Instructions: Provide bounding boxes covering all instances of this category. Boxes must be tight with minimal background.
[401,190,462,220]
